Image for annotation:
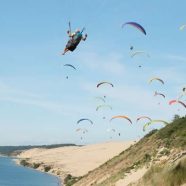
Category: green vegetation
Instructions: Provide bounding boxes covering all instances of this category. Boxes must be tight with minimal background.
[20,159,42,169]
[20,159,30,167]
[0,143,77,156]
[44,165,52,172]
[32,163,42,169]
[135,157,186,186]
[64,174,81,186]
[73,116,186,186]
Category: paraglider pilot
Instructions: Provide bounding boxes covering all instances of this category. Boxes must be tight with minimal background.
[62,29,87,55]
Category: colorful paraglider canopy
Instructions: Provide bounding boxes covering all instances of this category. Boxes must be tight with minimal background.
[154,91,165,98]
[110,115,132,124]
[122,22,146,35]
[149,78,164,85]
[77,118,93,125]
[64,64,76,70]
[169,100,186,108]
[97,81,114,88]
[136,116,152,122]
[143,120,169,131]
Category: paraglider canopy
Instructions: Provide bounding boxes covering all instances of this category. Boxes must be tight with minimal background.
[122,22,147,35]
[154,91,165,98]
[149,77,164,85]
[110,115,132,124]
[131,51,150,58]
[169,100,186,108]
[143,120,169,131]
[77,118,93,125]
[64,64,76,70]
[97,81,114,88]
[136,116,152,123]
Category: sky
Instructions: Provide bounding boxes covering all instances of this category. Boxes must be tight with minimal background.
[0,0,186,145]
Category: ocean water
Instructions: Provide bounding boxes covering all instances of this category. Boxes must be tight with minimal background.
[0,156,61,186]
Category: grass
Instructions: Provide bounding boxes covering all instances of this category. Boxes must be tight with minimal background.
[64,174,81,186]
[138,157,186,186]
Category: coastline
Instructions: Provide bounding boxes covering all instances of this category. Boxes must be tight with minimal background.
[15,158,63,186]
[16,141,134,186]
[0,156,62,186]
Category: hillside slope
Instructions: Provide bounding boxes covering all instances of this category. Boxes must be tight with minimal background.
[129,156,186,186]
[73,117,186,186]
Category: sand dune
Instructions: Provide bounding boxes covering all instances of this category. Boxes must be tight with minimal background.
[18,141,133,178]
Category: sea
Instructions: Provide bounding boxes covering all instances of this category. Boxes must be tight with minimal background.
[0,156,61,186]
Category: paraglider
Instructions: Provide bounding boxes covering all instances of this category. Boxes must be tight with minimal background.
[143,120,169,131]
[122,22,147,35]
[96,104,112,111]
[62,22,87,55]
[110,115,132,124]
[97,81,114,88]
[136,116,152,123]
[169,100,186,108]
[179,24,186,31]
[77,118,93,125]
[131,51,150,58]
[64,64,76,79]
[177,87,186,100]
[64,64,76,70]
[154,91,165,98]
[149,77,164,85]
[130,46,134,50]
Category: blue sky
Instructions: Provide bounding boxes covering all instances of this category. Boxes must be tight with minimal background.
[0,0,186,145]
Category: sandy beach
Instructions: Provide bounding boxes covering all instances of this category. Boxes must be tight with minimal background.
[18,141,134,181]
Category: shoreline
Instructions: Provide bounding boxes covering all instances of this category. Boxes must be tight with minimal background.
[16,141,134,186]
[15,158,63,186]
[0,155,62,186]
